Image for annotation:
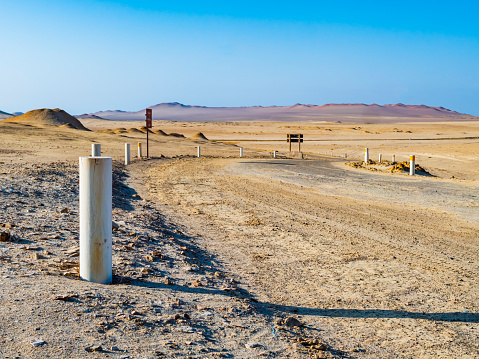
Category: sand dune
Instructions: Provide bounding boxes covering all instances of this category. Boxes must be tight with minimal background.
[3,108,89,130]
[153,129,168,136]
[189,132,208,140]
[88,102,478,123]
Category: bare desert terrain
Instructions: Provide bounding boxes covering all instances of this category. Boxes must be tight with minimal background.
[0,111,478,358]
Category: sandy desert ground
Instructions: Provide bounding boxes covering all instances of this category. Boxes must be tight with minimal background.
[0,115,478,358]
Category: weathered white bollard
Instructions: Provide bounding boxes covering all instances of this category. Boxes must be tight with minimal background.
[379,153,382,163]
[273,150,277,158]
[364,148,369,163]
[392,154,396,163]
[125,143,131,165]
[410,155,415,176]
[92,143,101,157]
[240,147,243,158]
[79,157,112,284]
[137,142,142,158]
[344,153,347,158]
[197,146,201,158]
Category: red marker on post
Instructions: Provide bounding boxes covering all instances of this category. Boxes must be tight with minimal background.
[145,109,152,158]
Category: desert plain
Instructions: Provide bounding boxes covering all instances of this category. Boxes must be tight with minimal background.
[0,108,478,358]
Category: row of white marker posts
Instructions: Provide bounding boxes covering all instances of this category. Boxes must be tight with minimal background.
[196,146,246,158]
[81,139,290,284]
[80,145,112,284]
[364,148,416,176]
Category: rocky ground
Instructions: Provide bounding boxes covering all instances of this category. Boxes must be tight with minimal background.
[0,159,335,359]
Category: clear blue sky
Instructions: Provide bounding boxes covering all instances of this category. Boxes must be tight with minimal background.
[1,0,479,115]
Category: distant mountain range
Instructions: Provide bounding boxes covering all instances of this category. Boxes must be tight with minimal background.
[0,110,13,120]
[0,111,24,120]
[84,102,478,123]
[2,103,477,123]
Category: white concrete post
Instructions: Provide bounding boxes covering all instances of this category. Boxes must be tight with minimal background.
[392,154,396,163]
[240,147,243,158]
[137,142,142,158]
[79,157,112,284]
[344,153,347,158]
[410,155,415,176]
[273,150,277,158]
[125,143,131,165]
[364,148,369,163]
[379,153,382,163]
[197,146,201,158]
[91,144,101,157]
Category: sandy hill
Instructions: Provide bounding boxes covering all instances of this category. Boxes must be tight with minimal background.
[190,132,208,140]
[89,102,479,123]
[3,108,89,130]
[0,110,13,120]
[153,129,168,136]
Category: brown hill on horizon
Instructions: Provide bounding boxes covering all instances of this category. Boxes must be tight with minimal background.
[3,108,89,130]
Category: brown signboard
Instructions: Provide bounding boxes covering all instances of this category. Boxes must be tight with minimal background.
[287,134,303,143]
[145,109,152,128]
[287,133,304,152]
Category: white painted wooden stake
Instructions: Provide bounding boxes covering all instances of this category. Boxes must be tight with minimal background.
[364,148,369,163]
[379,153,382,163]
[79,157,112,284]
[91,143,101,157]
[240,147,243,158]
[125,143,131,165]
[137,142,142,158]
[392,154,396,163]
[197,146,201,158]
[273,150,277,158]
[410,155,415,176]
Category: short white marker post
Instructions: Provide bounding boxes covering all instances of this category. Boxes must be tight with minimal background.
[125,143,131,165]
[379,153,382,163]
[91,143,101,157]
[197,146,201,158]
[79,156,112,284]
[392,154,396,163]
[410,155,415,176]
[137,142,142,158]
[364,148,369,163]
[240,147,243,158]
[273,150,277,158]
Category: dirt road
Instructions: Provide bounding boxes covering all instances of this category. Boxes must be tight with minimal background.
[132,156,479,358]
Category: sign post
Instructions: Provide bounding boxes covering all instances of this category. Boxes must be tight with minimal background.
[287,134,304,153]
[145,109,152,158]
